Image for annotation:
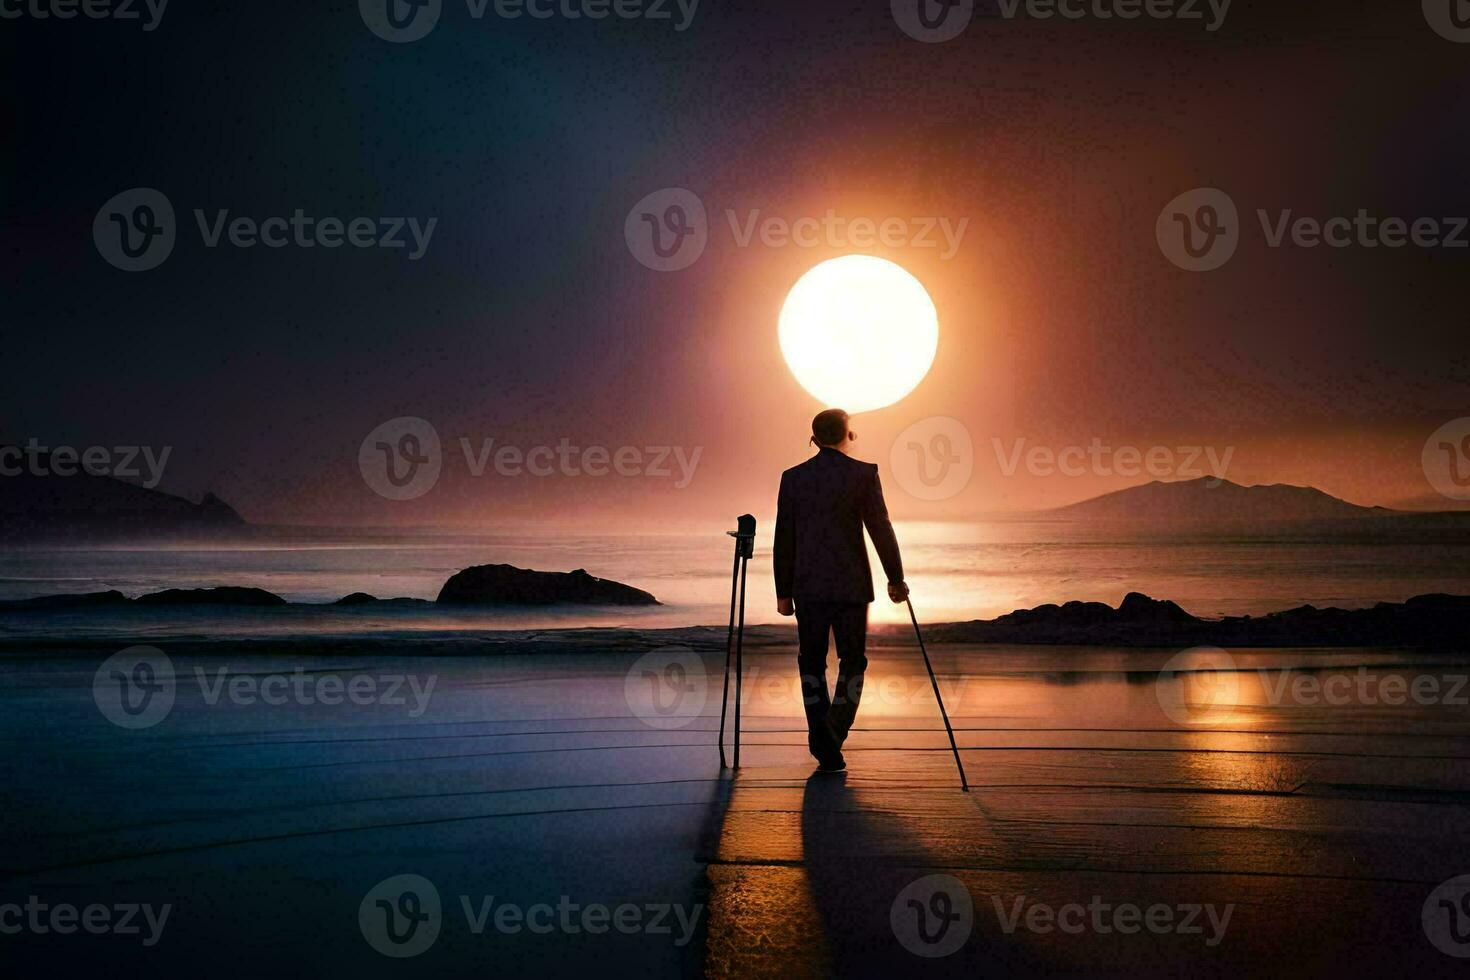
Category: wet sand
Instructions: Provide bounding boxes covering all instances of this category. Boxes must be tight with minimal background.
[2,634,1468,976]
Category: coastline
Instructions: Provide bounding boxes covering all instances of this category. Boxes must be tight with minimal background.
[1,590,1467,654]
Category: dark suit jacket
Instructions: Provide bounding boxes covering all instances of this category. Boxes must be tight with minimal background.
[774,447,904,603]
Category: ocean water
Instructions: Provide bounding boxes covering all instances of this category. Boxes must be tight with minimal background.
[2,519,1469,630]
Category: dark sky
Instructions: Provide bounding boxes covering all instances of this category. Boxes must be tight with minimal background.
[4,0,1468,524]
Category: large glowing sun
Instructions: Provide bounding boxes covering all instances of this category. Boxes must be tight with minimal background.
[778,256,939,413]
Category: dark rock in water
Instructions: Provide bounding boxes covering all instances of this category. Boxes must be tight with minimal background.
[135,587,286,606]
[0,590,133,611]
[436,564,659,606]
[926,592,1470,648]
[333,592,433,607]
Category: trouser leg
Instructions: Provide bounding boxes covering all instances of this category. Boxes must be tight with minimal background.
[795,601,841,763]
[827,602,870,747]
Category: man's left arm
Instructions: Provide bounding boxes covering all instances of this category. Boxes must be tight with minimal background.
[861,465,906,601]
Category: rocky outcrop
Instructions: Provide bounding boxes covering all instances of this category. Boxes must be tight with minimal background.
[0,568,659,611]
[925,592,1470,648]
[134,587,287,606]
[333,592,433,607]
[0,590,133,611]
[0,585,287,610]
[435,564,659,606]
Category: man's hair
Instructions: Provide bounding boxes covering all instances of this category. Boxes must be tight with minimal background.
[810,409,850,448]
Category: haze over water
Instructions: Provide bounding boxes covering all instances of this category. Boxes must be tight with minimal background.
[4,519,1468,632]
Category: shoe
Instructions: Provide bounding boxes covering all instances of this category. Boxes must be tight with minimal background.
[815,757,846,773]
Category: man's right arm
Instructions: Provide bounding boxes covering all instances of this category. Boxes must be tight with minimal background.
[773,471,795,603]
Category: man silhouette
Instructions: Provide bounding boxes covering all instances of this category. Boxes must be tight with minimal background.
[774,408,908,773]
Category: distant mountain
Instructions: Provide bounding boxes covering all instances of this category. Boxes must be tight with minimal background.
[0,456,246,541]
[1049,477,1396,521]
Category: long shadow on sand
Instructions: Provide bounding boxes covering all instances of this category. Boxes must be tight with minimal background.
[799,772,988,976]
